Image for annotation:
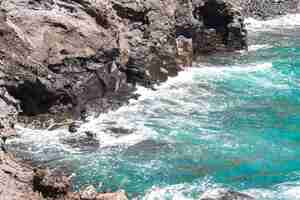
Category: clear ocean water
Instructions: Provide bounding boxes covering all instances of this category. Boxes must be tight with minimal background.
[9,14,300,199]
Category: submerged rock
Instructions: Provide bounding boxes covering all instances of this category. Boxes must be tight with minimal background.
[124,140,173,155]
[199,188,255,200]
[62,134,100,152]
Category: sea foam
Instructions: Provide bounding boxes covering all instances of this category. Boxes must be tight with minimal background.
[246,14,300,31]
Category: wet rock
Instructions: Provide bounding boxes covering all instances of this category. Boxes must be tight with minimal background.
[69,121,82,133]
[107,127,134,136]
[125,140,173,155]
[85,131,97,139]
[199,188,255,200]
[62,135,100,152]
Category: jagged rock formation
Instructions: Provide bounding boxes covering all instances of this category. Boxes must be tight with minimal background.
[0,0,247,129]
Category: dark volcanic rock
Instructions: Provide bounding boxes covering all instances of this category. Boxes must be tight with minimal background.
[199,189,255,200]
[192,0,248,54]
[61,134,100,152]
[0,0,132,124]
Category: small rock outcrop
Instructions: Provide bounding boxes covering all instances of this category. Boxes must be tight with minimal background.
[199,188,255,200]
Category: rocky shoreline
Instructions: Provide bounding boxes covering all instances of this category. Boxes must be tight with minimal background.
[0,0,247,128]
[0,0,299,199]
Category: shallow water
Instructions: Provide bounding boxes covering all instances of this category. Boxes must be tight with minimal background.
[8,14,300,199]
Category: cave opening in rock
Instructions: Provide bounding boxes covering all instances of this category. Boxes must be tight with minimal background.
[193,0,233,44]
[5,80,71,116]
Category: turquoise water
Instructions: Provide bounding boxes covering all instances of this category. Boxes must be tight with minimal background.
[9,16,300,199]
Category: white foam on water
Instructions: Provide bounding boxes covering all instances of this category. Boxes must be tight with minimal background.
[248,44,273,52]
[141,186,193,200]
[191,62,273,77]
[141,177,221,200]
[245,187,300,200]
[246,14,300,32]
[141,180,300,200]
[10,62,275,155]
[244,188,277,200]
[13,125,76,154]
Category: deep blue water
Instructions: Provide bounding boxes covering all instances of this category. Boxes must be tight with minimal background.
[9,15,300,199]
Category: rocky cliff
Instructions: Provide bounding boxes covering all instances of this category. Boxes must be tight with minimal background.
[0,0,247,129]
